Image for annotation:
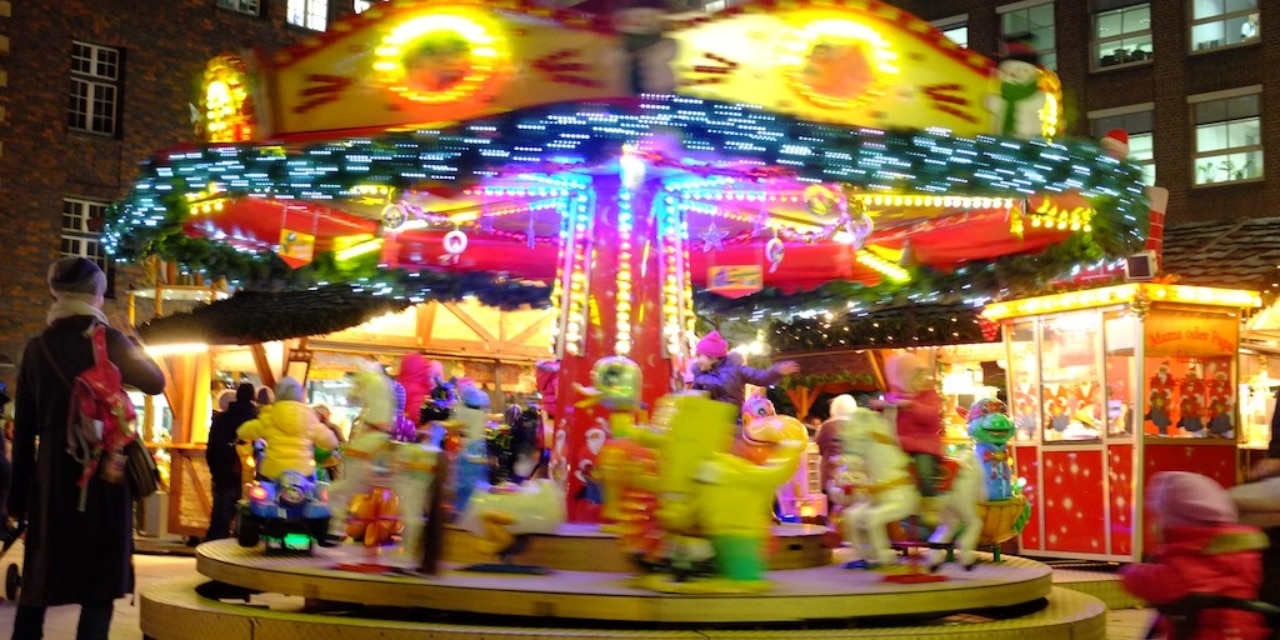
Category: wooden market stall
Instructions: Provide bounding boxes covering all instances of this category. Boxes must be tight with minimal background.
[134,285,554,540]
[982,282,1262,562]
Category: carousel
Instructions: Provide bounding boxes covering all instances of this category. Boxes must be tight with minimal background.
[107,0,1150,638]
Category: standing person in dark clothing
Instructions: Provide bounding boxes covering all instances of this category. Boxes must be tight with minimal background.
[9,257,166,640]
[0,384,11,538]
[205,383,257,541]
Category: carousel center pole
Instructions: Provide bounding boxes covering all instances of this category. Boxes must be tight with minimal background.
[553,165,687,523]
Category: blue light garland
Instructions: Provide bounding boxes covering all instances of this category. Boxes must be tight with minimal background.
[106,96,1148,316]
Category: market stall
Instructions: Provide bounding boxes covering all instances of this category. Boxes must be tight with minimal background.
[982,282,1261,561]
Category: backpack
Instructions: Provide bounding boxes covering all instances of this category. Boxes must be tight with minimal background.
[40,324,140,511]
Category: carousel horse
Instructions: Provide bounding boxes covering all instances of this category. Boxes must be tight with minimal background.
[835,407,984,570]
[455,478,566,572]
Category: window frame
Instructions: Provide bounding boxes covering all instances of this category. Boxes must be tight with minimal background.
[931,13,969,49]
[1189,86,1264,187]
[60,197,115,297]
[1090,2,1153,72]
[998,0,1057,71]
[68,41,120,137]
[288,0,329,31]
[1188,0,1259,54]
[216,0,260,16]
[1088,103,1157,186]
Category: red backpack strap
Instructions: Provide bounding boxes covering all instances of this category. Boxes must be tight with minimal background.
[89,323,109,367]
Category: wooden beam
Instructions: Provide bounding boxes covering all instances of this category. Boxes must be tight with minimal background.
[250,343,276,391]
[416,302,436,347]
[505,311,555,346]
[441,302,498,343]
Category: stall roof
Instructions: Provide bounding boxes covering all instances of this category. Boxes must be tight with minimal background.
[137,285,413,346]
[1161,217,1280,291]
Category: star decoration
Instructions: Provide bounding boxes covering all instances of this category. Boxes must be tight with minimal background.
[700,222,727,252]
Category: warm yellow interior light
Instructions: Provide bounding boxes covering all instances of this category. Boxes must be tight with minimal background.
[982,283,1262,321]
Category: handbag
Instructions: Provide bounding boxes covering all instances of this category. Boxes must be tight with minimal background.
[125,438,160,499]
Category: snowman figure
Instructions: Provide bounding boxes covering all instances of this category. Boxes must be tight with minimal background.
[985,34,1048,140]
[612,0,677,95]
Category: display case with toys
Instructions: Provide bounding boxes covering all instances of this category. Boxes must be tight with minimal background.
[982,283,1260,562]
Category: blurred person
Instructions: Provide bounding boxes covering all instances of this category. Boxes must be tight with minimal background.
[689,331,799,409]
[204,384,257,541]
[1122,472,1269,640]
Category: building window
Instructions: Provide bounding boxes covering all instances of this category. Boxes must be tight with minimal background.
[61,198,111,273]
[288,0,328,31]
[1191,0,1258,52]
[1090,107,1156,186]
[1092,2,1151,70]
[933,15,969,48]
[703,0,728,11]
[353,0,380,12]
[68,42,120,136]
[1000,1,1056,70]
[216,0,260,15]
[1192,89,1262,185]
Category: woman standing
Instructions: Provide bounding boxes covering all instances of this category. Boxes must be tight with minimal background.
[8,257,165,640]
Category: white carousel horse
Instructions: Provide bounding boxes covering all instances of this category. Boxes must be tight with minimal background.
[835,408,984,570]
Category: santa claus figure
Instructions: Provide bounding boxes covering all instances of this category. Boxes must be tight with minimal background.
[985,34,1049,140]
[1147,362,1175,435]
[1177,368,1206,434]
[1101,129,1130,159]
[569,424,609,521]
[1206,370,1235,437]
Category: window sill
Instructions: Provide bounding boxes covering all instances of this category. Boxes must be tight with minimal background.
[216,8,262,18]
[1090,59,1152,74]
[1189,39,1260,56]
[285,22,327,33]
[1191,177,1264,188]
[68,128,119,140]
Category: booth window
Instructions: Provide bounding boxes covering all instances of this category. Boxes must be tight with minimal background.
[1090,107,1156,185]
[61,198,114,297]
[288,0,328,31]
[1091,1,1151,70]
[999,1,1057,70]
[215,0,260,16]
[932,14,969,48]
[69,41,120,136]
[1192,89,1263,185]
[1191,0,1258,52]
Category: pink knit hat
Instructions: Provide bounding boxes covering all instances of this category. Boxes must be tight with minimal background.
[696,331,730,359]
[1147,472,1238,528]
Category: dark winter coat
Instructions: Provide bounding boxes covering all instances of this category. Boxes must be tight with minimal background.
[206,400,256,482]
[691,358,783,409]
[10,316,165,606]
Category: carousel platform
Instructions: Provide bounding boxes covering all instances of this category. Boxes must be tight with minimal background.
[138,532,1108,640]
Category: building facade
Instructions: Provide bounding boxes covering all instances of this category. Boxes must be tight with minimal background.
[889,0,1274,231]
[0,0,379,390]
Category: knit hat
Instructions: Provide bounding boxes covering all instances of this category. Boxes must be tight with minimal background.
[1148,472,1238,528]
[696,331,730,359]
[274,377,304,403]
[216,390,236,412]
[829,394,858,419]
[47,256,107,300]
[884,353,925,393]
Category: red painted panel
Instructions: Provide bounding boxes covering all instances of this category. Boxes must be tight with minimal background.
[1141,444,1238,555]
[1014,445,1041,551]
[1041,449,1107,555]
[1107,443,1136,557]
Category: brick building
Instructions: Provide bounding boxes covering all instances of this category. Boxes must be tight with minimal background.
[889,0,1272,230]
[0,0,380,391]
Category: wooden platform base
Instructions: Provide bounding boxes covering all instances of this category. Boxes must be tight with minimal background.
[196,540,1053,623]
[441,523,832,571]
[141,575,1107,640]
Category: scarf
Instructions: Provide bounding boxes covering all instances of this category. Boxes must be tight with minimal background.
[47,298,109,326]
[1000,79,1041,136]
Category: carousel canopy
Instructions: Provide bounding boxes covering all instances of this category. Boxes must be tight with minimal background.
[106,0,1149,324]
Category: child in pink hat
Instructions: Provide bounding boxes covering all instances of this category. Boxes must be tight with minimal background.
[689,330,799,410]
[1122,472,1270,640]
